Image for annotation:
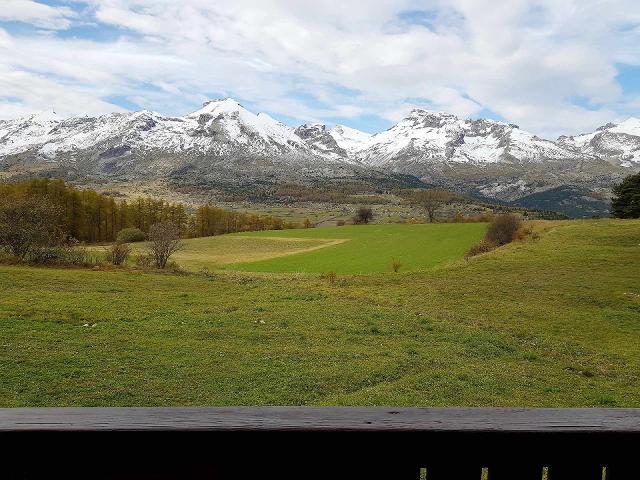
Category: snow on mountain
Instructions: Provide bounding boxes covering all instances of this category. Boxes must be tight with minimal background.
[294,123,347,160]
[610,117,640,136]
[354,109,583,168]
[0,99,637,205]
[0,99,380,185]
[328,125,371,156]
[187,99,306,151]
[0,113,60,157]
[2,100,630,171]
[559,117,640,167]
[0,99,321,164]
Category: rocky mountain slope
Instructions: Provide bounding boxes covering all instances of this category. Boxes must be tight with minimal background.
[1,98,638,216]
[557,118,640,168]
[0,99,383,187]
[355,109,586,167]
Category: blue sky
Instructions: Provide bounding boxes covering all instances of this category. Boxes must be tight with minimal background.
[1,0,640,137]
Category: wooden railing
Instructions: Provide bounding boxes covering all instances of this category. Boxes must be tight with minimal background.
[1,407,639,479]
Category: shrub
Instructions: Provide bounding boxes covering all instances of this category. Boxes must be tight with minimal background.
[147,221,183,269]
[464,240,496,259]
[353,207,374,224]
[26,245,99,267]
[106,242,131,266]
[116,228,146,243]
[390,258,402,273]
[485,214,522,246]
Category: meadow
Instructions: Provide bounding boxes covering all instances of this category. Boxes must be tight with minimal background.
[1,219,639,407]
[229,223,486,273]
[123,223,486,274]
[141,235,344,272]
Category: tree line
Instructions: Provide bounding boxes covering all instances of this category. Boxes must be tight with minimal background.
[0,179,296,245]
[189,205,295,237]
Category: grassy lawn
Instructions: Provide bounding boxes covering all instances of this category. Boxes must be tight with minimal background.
[229,223,487,273]
[0,219,639,407]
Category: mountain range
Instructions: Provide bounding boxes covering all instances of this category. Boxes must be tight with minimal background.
[1,98,639,216]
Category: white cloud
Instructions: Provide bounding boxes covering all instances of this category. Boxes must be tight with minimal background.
[0,66,127,119]
[1,0,640,137]
[0,0,76,30]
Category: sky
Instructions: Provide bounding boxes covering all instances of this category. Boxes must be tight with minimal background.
[1,0,640,138]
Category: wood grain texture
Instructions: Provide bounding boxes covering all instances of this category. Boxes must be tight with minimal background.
[1,407,639,432]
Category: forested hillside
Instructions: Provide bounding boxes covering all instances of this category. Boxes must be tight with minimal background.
[0,179,294,243]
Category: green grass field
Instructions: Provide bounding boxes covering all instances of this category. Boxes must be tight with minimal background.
[1,219,639,407]
[228,223,486,273]
[119,223,486,274]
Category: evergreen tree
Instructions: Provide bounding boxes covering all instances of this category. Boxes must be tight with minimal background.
[611,172,640,219]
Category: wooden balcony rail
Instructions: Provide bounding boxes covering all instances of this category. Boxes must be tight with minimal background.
[1,407,639,479]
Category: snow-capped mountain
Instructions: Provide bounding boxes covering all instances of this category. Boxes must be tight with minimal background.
[0,99,309,159]
[0,98,638,213]
[294,123,372,162]
[294,123,348,160]
[558,118,640,168]
[329,125,372,157]
[0,99,374,184]
[353,109,588,168]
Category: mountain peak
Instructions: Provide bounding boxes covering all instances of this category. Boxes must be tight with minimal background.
[190,98,244,117]
[407,108,457,119]
[331,124,369,135]
[610,117,640,136]
[298,122,326,130]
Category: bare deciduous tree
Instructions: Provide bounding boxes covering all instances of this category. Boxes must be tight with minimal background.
[353,207,374,224]
[0,195,61,258]
[411,189,455,223]
[147,221,183,269]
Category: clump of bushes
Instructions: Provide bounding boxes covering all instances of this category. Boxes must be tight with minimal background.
[485,214,522,246]
[116,228,146,243]
[465,214,522,259]
[26,244,100,267]
[106,242,131,266]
